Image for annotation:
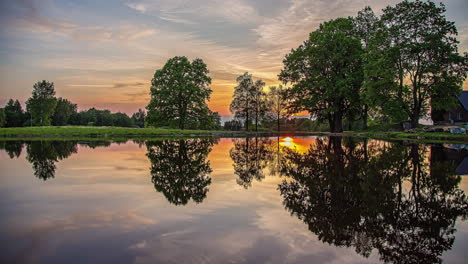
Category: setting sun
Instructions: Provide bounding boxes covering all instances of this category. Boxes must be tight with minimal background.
[282,137,293,142]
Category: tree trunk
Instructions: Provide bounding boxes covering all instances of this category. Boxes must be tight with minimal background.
[362,105,368,130]
[255,112,258,132]
[330,112,343,133]
[277,115,280,132]
[410,108,419,129]
[245,111,249,131]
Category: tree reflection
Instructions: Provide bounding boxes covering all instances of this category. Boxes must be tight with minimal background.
[230,137,273,188]
[278,137,468,263]
[0,141,24,158]
[146,138,217,205]
[26,141,78,180]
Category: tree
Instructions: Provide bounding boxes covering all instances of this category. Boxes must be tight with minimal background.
[266,85,290,131]
[4,99,25,127]
[352,6,379,129]
[0,108,5,127]
[26,80,57,126]
[112,112,134,127]
[131,108,146,128]
[146,56,212,130]
[252,80,268,131]
[279,18,364,132]
[366,0,468,128]
[230,72,256,131]
[224,119,242,131]
[52,98,77,126]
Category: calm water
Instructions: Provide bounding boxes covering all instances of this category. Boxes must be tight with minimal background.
[0,137,467,264]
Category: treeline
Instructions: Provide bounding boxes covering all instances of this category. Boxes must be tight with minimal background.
[229,0,467,132]
[0,81,146,128]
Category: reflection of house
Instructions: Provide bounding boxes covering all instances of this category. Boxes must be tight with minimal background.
[431,145,468,176]
[456,157,468,176]
[432,91,468,125]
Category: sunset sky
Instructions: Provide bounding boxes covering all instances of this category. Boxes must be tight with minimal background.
[1,0,467,117]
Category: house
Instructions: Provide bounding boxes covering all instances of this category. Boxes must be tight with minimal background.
[432,91,468,125]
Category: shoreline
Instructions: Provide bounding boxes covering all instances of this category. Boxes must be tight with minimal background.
[1,127,467,143]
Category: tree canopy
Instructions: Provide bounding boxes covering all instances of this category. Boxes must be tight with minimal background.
[280,18,364,132]
[146,56,213,130]
[365,0,467,128]
[26,80,58,126]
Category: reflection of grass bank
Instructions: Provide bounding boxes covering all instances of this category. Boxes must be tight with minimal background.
[0,126,467,143]
[344,131,468,143]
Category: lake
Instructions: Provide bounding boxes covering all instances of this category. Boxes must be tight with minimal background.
[1,137,467,264]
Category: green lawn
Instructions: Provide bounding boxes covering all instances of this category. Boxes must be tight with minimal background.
[0,126,221,138]
[1,126,467,142]
[344,130,468,142]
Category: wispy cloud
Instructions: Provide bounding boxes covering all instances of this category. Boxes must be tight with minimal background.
[0,0,466,115]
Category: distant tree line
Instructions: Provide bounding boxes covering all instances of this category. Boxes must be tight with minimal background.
[1,80,147,128]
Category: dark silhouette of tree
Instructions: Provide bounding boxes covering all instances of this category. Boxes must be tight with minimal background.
[278,137,468,263]
[266,85,290,132]
[52,97,77,126]
[146,138,217,205]
[0,141,24,158]
[4,99,26,127]
[131,108,146,128]
[25,141,78,180]
[230,137,272,188]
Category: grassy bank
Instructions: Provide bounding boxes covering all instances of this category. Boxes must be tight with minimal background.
[0,126,221,138]
[345,131,468,142]
[1,126,467,142]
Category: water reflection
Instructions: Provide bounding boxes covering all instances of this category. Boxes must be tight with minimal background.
[230,137,273,188]
[278,137,468,263]
[1,137,467,263]
[146,138,218,205]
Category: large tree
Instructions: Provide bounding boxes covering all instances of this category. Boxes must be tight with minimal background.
[26,80,57,126]
[146,56,212,130]
[279,18,364,132]
[366,0,467,128]
[266,85,290,132]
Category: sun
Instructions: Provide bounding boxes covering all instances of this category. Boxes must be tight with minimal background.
[282,137,293,142]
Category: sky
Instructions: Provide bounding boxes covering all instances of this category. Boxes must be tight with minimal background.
[0,0,467,116]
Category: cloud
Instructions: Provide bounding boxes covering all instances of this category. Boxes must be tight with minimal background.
[126,2,148,13]
[125,0,260,25]
[113,82,146,89]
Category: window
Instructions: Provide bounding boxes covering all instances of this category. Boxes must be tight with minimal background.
[457,112,462,120]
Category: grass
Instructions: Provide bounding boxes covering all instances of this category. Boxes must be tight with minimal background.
[344,130,468,142]
[0,126,222,138]
[1,126,467,143]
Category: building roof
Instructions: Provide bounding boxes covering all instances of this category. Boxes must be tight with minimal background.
[456,156,468,175]
[458,91,468,111]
